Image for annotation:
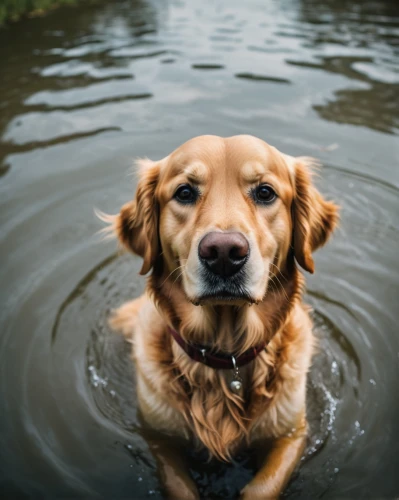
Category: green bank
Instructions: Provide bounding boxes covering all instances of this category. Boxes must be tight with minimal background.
[0,0,85,25]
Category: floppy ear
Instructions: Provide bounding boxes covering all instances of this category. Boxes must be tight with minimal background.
[116,159,160,275]
[291,158,339,273]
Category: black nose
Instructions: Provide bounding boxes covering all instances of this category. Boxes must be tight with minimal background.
[198,232,249,277]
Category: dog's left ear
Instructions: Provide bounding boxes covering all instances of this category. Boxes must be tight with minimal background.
[288,157,339,274]
[116,159,161,275]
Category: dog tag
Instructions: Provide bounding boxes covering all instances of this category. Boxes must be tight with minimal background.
[230,379,242,392]
[230,356,243,393]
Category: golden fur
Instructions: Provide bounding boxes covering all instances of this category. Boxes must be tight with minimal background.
[104,135,339,499]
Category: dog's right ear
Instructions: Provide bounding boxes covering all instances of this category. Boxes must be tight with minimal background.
[116,159,160,275]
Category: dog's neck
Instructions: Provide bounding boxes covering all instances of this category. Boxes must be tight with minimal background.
[146,259,304,460]
[148,259,302,355]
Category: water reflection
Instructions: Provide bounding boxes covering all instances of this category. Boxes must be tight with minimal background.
[1,0,398,173]
[0,0,398,498]
[288,56,399,134]
[0,0,161,166]
[295,0,399,134]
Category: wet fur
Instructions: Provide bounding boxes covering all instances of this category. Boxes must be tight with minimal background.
[105,135,339,498]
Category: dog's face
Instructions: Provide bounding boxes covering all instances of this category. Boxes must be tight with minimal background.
[115,135,338,305]
[156,135,294,305]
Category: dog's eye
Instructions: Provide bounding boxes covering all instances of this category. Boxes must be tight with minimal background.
[252,184,277,205]
[174,184,199,204]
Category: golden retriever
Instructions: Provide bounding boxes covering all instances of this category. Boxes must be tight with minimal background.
[103,135,339,499]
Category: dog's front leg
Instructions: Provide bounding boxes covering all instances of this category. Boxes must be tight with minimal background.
[240,420,307,500]
[146,436,199,500]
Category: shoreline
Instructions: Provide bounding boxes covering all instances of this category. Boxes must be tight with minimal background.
[0,0,96,26]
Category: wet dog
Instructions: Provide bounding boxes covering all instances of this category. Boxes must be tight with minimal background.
[104,135,339,499]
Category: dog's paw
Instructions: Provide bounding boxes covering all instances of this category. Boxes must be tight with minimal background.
[240,483,279,500]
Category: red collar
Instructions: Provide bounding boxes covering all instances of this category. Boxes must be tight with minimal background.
[169,327,266,370]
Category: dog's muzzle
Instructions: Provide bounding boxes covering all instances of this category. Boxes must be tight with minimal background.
[196,231,252,303]
[198,231,249,278]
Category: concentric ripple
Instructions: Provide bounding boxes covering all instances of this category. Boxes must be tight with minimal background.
[49,239,368,498]
[1,0,398,498]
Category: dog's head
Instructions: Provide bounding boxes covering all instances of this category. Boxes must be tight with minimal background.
[114,135,338,305]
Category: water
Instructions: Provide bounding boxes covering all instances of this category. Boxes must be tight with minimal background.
[0,0,398,498]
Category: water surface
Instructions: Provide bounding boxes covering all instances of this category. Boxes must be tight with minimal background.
[0,0,398,498]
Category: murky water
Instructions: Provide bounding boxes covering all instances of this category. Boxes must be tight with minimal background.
[1,0,398,498]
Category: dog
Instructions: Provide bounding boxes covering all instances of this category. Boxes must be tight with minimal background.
[103,135,339,499]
